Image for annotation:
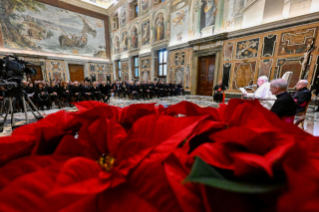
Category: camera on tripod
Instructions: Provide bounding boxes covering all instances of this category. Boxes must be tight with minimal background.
[0,55,42,133]
[0,55,37,93]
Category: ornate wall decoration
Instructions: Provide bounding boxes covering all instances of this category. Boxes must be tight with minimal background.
[168,48,193,90]
[276,57,302,89]
[169,68,173,83]
[97,64,105,72]
[141,20,150,46]
[170,6,189,44]
[232,61,256,90]
[122,31,129,52]
[223,42,233,61]
[131,26,139,49]
[120,6,128,27]
[90,64,96,73]
[175,52,185,66]
[185,66,190,89]
[46,60,66,82]
[142,71,150,82]
[141,0,150,15]
[154,12,165,42]
[222,63,231,89]
[278,28,318,55]
[259,59,272,78]
[114,36,120,54]
[262,35,277,57]
[235,39,259,60]
[141,58,150,70]
[175,67,184,85]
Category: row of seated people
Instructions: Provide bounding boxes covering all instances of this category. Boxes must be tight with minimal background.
[112,80,185,99]
[240,75,313,124]
[0,79,185,111]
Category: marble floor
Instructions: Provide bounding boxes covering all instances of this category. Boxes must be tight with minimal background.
[0,95,317,137]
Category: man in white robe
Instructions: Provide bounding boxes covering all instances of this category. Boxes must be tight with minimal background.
[245,76,276,109]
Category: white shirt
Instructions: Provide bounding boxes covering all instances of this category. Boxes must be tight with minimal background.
[247,82,276,109]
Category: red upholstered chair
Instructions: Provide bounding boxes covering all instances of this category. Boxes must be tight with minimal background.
[281,116,295,124]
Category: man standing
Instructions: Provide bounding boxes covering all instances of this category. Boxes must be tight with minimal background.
[270,79,297,118]
[293,80,311,113]
[213,81,225,103]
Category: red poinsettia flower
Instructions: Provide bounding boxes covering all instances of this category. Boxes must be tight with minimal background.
[0,101,208,211]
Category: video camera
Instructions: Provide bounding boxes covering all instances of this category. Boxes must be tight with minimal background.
[0,55,36,93]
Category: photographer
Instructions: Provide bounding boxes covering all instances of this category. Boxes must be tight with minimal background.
[36,83,50,110]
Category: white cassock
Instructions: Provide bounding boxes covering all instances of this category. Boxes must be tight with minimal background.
[247,82,276,109]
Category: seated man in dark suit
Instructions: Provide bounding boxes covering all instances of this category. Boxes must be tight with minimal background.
[293,80,311,113]
[270,79,297,118]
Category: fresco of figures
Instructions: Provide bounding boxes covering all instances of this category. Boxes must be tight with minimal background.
[0,0,107,58]
[109,0,319,54]
[131,27,138,49]
[141,20,150,46]
[154,13,165,42]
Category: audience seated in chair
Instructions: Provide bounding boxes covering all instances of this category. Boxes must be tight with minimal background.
[270,79,297,122]
[294,80,311,113]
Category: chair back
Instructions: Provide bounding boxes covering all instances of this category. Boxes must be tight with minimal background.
[281,116,295,124]
[282,72,293,87]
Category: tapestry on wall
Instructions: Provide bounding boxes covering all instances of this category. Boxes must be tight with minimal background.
[0,0,107,58]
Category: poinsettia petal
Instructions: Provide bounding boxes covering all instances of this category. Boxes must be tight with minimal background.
[116,115,208,175]
[164,153,205,212]
[164,101,220,121]
[0,135,35,165]
[190,142,234,170]
[50,157,125,196]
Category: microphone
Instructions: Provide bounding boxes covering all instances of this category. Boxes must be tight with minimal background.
[244,84,257,89]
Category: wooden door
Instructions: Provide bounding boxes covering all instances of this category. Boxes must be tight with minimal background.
[69,65,85,82]
[197,55,215,96]
[25,65,43,82]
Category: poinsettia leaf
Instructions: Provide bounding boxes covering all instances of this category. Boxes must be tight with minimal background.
[185,157,285,194]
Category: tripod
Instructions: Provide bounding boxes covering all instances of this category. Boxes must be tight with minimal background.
[0,91,43,133]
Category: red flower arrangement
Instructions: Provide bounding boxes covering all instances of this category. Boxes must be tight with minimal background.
[0,99,318,212]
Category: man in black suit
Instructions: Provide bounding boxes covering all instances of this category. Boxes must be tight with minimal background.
[293,80,311,113]
[270,79,297,118]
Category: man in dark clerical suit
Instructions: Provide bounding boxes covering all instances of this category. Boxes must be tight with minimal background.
[270,79,297,118]
[213,81,226,103]
[293,80,311,113]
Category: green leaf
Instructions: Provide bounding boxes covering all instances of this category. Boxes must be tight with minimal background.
[185,157,285,194]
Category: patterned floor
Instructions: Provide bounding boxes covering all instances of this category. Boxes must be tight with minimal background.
[0,95,317,137]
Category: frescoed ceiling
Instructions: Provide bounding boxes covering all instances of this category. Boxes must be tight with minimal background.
[79,0,119,9]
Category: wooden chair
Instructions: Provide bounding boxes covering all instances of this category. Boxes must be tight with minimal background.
[295,100,311,129]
